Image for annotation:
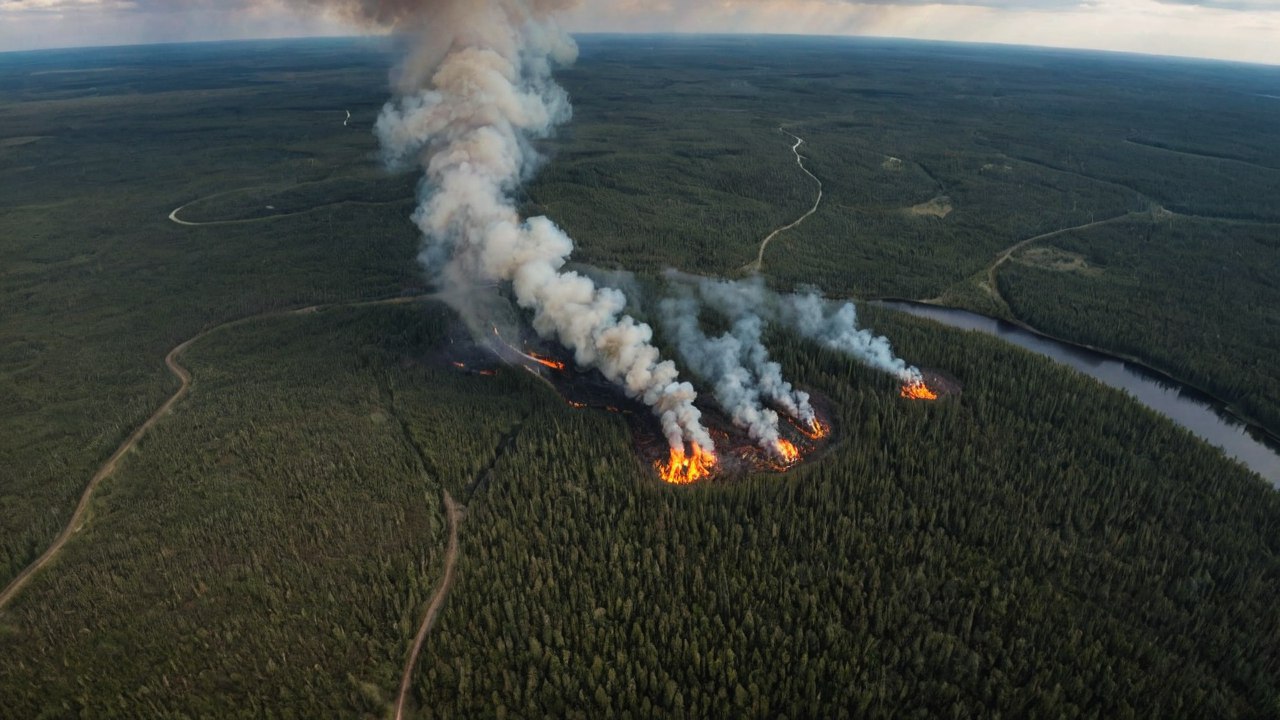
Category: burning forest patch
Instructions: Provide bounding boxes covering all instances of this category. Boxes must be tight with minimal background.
[357,0,952,486]
[442,325,841,483]
[902,369,961,401]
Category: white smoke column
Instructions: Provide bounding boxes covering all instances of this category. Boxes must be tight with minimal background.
[369,0,714,452]
[690,276,814,423]
[727,313,816,425]
[781,294,923,383]
[698,276,923,384]
[659,294,786,455]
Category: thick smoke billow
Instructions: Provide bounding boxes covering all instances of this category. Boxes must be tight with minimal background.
[780,293,922,383]
[686,277,815,425]
[659,294,787,456]
[698,277,924,384]
[354,0,714,452]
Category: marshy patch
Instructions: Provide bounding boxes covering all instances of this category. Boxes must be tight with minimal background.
[905,196,953,219]
[1015,246,1102,276]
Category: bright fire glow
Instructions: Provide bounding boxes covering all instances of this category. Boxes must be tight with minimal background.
[527,351,567,371]
[774,439,800,464]
[657,444,717,485]
[901,379,939,401]
[806,418,830,439]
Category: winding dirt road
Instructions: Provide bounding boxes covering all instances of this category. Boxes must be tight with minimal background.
[750,128,824,273]
[167,186,408,228]
[168,199,402,227]
[0,336,200,611]
[395,490,462,720]
[984,211,1141,306]
[0,295,428,613]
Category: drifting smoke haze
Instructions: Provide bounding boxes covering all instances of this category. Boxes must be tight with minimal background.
[659,292,789,458]
[685,278,817,426]
[783,295,922,382]
[656,271,923,451]
[697,276,924,384]
[317,0,714,453]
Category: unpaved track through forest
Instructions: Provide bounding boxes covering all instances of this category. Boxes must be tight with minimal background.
[395,489,462,720]
[984,211,1141,304]
[750,128,823,273]
[168,198,405,227]
[0,295,428,613]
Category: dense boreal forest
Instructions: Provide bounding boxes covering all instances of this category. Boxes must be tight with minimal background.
[530,37,1280,436]
[1,35,1278,717]
[999,217,1280,432]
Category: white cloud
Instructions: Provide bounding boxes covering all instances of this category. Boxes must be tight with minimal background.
[0,0,137,11]
[558,0,1280,64]
[0,0,1277,65]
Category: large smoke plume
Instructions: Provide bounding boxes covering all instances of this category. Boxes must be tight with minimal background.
[326,0,713,452]
[292,0,923,462]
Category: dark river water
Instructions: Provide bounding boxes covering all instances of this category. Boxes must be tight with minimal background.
[879,301,1280,487]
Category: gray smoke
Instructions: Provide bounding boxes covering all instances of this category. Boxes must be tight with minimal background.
[365,0,713,452]
[688,276,815,424]
[697,276,923,384]
[781,294,922,383]
[728,313,816,425]
[659,293,788,456]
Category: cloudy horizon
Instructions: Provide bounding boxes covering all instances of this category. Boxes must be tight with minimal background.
[1,0,1279,66]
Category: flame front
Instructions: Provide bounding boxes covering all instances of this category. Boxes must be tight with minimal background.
[806,418,830,439]
[658,444,717,485]
[901,379,939,401]
[528,352,566,371]
[774,439,800,464]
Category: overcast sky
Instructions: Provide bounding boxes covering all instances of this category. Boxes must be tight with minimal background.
[1,0,1278,65]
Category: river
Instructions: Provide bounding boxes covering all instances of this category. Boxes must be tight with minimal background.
[879,301,1280,487]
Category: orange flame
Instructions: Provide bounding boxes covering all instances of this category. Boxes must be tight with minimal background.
[806,418,830,439]
[901,379,939,401]
[774,439,800,464]
[657,444,717,485]
[452,361,466,369]
[528,351,567,371]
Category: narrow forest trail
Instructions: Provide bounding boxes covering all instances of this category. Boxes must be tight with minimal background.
[749,128,824,273]
[167,198,405,227]
[983,211,1142,306]
[395,489,462,720]
[0,335,200,611]
[0,294,429,613]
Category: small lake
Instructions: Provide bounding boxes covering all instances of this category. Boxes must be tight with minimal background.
[879,301,1280,487]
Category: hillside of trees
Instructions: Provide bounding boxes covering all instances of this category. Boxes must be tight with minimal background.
[2,36,1278,717]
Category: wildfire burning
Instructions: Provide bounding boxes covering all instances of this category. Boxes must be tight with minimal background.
[806,418,830,439]
[657,444,718,485]
[901,379,939,401]
[774,439,800,464]
[527,351,567,372]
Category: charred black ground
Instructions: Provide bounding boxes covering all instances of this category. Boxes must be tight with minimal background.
[436,320,838,481]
